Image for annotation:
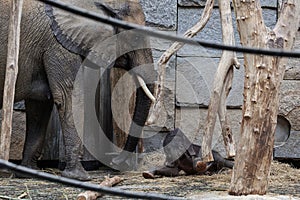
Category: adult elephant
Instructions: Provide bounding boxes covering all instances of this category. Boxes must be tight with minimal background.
[0,0,156,180]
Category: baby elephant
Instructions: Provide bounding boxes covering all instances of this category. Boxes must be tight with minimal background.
[143,128,233,179]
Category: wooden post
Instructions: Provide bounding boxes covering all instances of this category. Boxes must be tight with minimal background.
[0,0,23,160]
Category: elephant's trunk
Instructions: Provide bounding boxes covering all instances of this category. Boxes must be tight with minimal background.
[124,48,156,147]
[111,84,154,167]
[111,48,156,168]
[124,85,153,151]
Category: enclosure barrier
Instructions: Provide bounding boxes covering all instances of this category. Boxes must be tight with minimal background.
[1,0,299,199]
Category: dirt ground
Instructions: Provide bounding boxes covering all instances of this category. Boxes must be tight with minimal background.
[0,161,299,200]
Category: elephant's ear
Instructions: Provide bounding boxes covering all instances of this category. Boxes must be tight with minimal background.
[45,0,116,56]
[95,0,146,25]
[94,2,121,19]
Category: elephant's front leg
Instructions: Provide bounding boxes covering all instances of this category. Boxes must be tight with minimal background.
[43,49,90,181]
[53,81,91,181]
[58,103,90,181]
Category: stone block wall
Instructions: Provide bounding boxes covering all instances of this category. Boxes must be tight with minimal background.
[141,0,300,159]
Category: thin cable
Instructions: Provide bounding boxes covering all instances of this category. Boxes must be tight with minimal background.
[37,0,300,58]
[0,159,184,200]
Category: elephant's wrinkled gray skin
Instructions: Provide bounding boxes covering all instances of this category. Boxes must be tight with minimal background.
[0,0,155,180]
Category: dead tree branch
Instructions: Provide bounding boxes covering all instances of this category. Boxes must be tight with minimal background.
[202,0,239,162]
[77,176,123,200]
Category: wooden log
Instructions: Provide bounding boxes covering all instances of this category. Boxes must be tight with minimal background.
[77,176,123,200]
[0,0,24,160]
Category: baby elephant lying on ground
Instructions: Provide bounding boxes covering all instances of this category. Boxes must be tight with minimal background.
[143,128,234,179]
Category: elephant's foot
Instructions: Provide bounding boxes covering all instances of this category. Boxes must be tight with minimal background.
[20,159,39,170]
[14,162,39,179]
[110,151,135,171]
[14,171,34,179]
[61,164,91,181]
[61,163,91,181]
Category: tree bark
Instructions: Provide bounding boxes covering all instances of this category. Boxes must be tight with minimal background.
[202,0,239,162]
[229,0,300,195]
[0,0,23,160]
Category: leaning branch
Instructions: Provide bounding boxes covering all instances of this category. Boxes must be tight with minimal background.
[146,0,214,125]
[202,0,239,162]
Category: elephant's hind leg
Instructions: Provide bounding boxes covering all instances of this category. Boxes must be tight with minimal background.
[43,47,90,181]
[17,99,53,178]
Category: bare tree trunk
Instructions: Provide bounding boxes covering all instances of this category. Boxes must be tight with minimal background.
[202,0,239,162]
[229,0,300,195]
[0,0,23,160]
